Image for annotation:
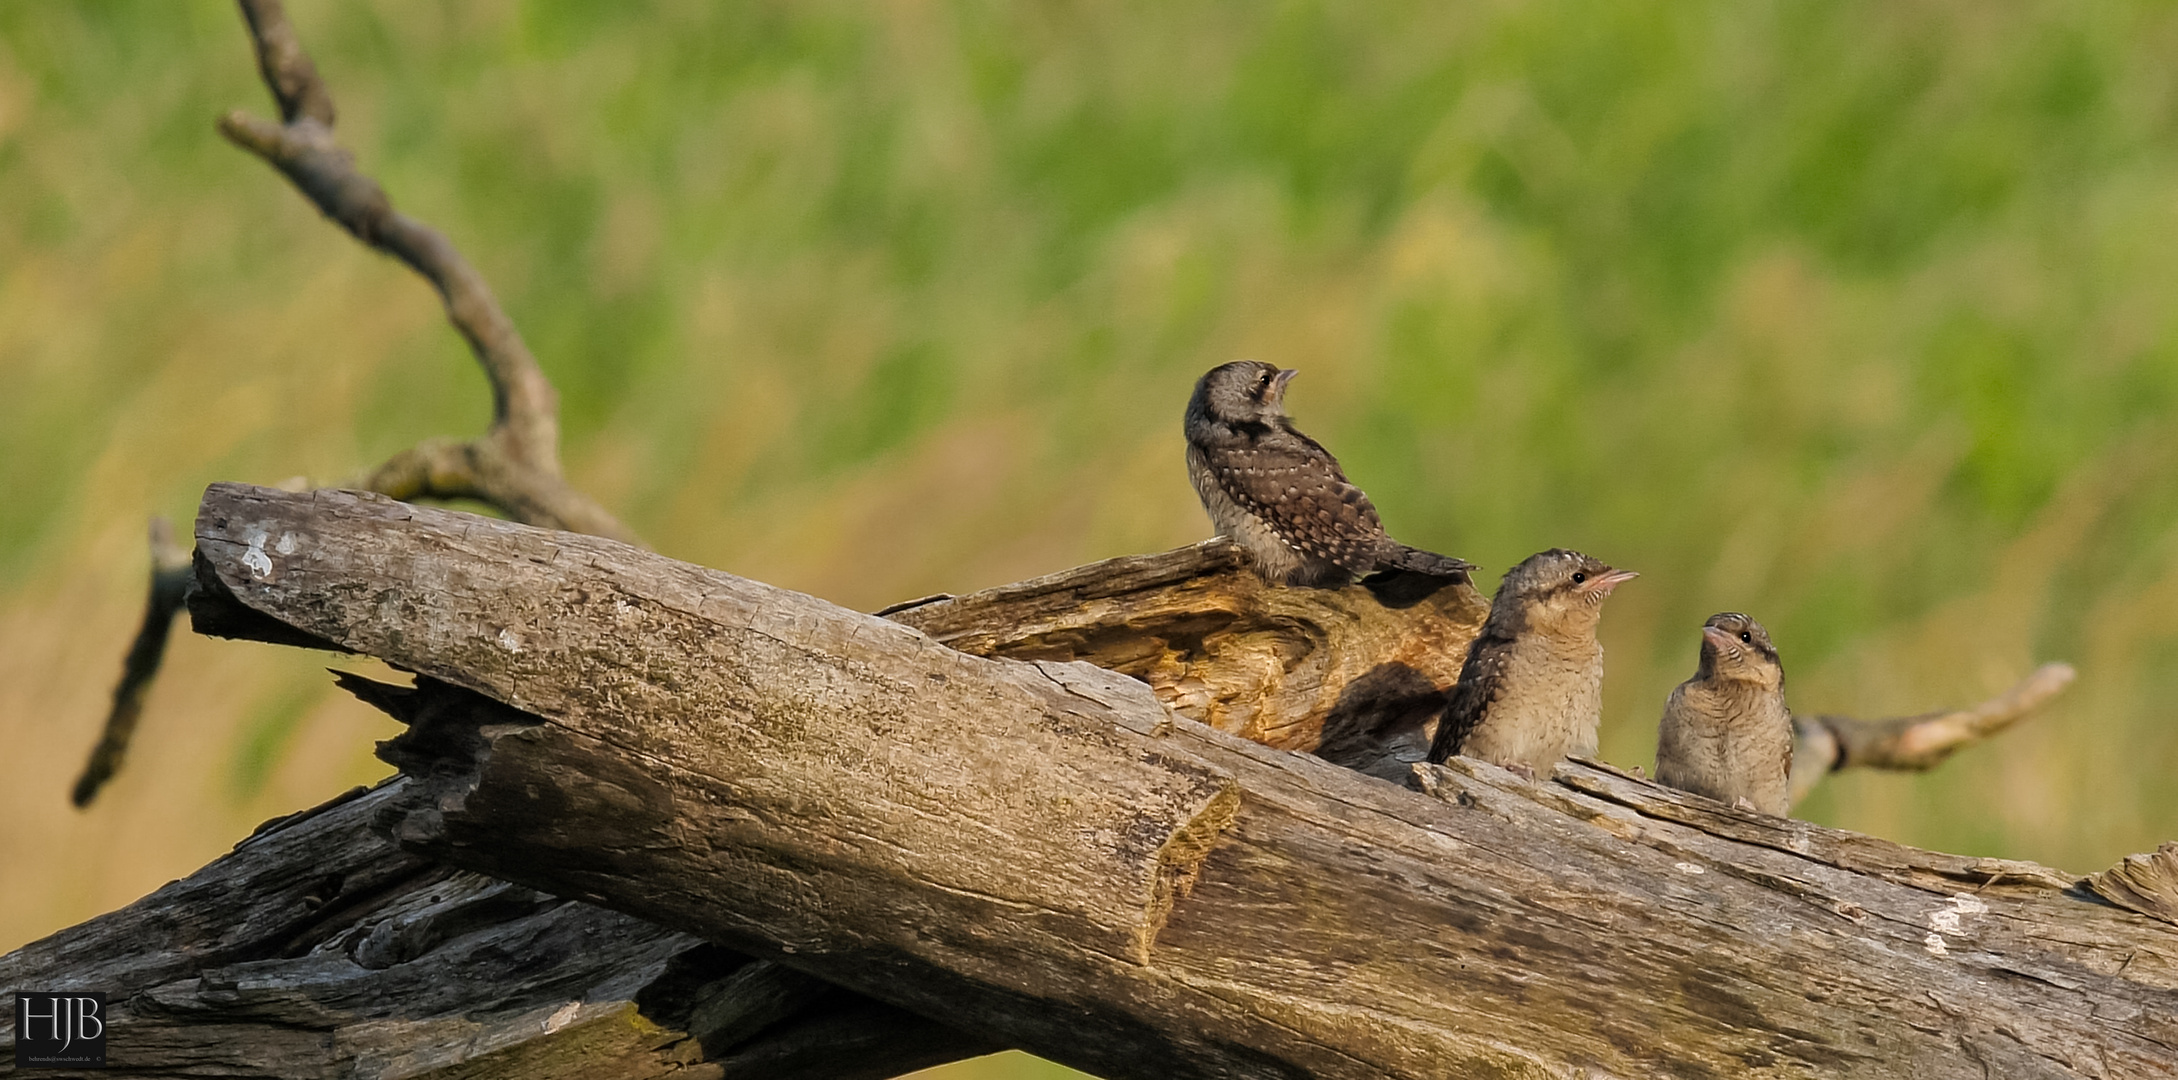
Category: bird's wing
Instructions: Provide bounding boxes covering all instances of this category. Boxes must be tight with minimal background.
[1209,435,1388,573]
[1428,630,1515,762]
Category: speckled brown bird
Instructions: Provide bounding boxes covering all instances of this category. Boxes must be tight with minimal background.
[1426,549,1636,776]
[1184,361,1474,587]
[1654,612,1793,816]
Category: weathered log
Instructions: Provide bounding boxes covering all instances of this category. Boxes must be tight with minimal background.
[0,779,995,1079]
[165,483,2178,1079]
[887,541,1488,782]
[885,539,2079,805]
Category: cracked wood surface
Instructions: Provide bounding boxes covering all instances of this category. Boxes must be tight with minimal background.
[886,539,2075,804]
[162,482,2178,1079]
[0,780,993,1079]
[888,541,1490,782]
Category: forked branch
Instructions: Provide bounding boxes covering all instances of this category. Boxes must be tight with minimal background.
[74,0,635,805]
[220,0,598,514]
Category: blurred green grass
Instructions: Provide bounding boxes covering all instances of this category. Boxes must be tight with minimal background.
[5,3,2178,1077]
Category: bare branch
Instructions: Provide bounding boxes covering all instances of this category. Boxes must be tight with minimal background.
[71,519,193,808]
[221,0,561,476]
[1791,662,2078,804]
[218,0,631,542]
[236,0,333,126]
[74,0,641,803]
[217,0,640,535]
[360,437,639,544]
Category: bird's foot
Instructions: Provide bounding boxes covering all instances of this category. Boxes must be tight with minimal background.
[1734,796,1758,813]
[1500,761,1537,782]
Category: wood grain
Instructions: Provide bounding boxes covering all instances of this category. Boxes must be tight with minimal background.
[0,780,993,1079]
[166,483,2178,1079]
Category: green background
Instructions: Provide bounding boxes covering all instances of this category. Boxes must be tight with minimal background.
[6,3,2178,1076]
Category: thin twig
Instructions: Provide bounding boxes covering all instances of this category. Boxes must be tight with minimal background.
[72,519,194,807]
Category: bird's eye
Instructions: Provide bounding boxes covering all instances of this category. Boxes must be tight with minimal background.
[1571,571,1586,585]
[1739,631,1752,643]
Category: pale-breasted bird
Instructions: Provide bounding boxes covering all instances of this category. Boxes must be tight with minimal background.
[1653,612,1793,816]
[1184,361,1474,587]
[1426,549,1637,776]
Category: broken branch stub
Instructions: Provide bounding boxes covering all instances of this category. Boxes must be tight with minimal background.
[186,483,2178,1080]
[2089,842,2178,927]
[71,518,194,807]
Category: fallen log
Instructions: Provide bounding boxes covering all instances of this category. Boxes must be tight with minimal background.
[151,482,2177,1079]
[0,779,993,1079]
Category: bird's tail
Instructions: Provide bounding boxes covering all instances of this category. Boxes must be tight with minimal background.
[1377,544,1476,579]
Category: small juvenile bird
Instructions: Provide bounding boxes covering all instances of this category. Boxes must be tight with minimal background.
[1653,612,1793,816]
[1426,549,1637,776]
[1184,361,1474,587]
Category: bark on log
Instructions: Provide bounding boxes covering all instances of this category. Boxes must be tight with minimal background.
[880,539,2074,802]
[164,483,2178,1079]
[0,780,995,1079]
[886,543,1488,782]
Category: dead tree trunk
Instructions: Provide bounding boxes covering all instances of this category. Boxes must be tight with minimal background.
[119,482,2175,1079]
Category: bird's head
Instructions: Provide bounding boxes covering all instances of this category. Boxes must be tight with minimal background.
[1694,612,1783,690]
[1493,548,1637,636]
[1188,360,1299,428]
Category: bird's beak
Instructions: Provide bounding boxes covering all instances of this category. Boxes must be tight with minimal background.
[1701,625,1737,652]
[1580,569,1638,596]
[1271,368,1299,400]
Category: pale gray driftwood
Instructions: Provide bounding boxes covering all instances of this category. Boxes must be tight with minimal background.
[169,483,2178,1079]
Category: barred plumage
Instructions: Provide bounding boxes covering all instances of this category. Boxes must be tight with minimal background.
[1427,548,1636,776]
[1184,361,1473,588]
